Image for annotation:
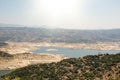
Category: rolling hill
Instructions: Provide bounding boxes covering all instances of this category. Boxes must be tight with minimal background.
[0,25,120,43]
[1,53,120,80]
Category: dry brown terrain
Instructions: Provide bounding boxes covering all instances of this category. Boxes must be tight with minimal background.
[0,53,65,70]
[0,42,120,54]
[0,41,120,70]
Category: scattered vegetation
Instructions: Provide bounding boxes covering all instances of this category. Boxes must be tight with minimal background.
[1,53,120,80]
[0,51,13,57]
[0,27,120,43]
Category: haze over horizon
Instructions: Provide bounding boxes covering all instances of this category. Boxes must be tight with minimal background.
[0,0,120,29]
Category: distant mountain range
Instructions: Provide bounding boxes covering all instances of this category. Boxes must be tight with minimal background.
[0,24,120,43]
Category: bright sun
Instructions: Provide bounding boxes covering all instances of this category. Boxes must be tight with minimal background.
[32,0,84,26]
[34,0,82,16]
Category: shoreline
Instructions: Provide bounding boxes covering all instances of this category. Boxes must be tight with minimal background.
[0,41,120,70]
[0,53,66,70]
[0,42,120,54]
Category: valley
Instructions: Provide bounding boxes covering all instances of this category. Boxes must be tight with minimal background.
[0,41,120,70]
[0,27,120,80]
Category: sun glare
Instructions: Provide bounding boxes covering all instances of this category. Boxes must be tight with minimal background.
[33,0,83,19]
[30,0,85,27]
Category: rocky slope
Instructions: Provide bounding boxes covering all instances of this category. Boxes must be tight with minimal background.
[1,53,120,80]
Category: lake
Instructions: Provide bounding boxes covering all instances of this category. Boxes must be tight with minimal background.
[1,47,120,77]
[0,70,12,77]
[31,47,120,58]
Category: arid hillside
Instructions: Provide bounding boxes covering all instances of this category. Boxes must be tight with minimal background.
[1,53,120,80]
[0,26,120,43]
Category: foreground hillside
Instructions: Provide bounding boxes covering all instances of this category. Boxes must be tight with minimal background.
[1,53,120,80]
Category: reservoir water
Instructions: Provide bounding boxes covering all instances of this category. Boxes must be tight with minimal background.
[31,47,120,58]
[0,70,12,77]
[1,47,120,77]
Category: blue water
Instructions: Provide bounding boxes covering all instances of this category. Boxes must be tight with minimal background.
[0,70,12,77]
[1,47,120,77]
[31,47,120,58]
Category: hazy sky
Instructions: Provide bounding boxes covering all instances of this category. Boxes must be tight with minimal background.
[0,0,120,29]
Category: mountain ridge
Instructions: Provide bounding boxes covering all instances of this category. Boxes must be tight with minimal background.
[0,27,120,43]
